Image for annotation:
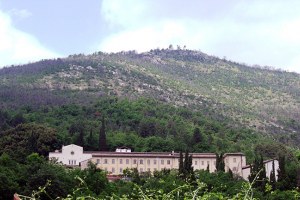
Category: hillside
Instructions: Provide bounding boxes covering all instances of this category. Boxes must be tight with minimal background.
[0,48,300,147]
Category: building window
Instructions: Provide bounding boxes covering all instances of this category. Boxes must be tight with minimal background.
[120,159,123,164]
[154,160,157,165]
[167,160,171,165]
[195,161,198,165]
[71,151,74,155]
[133,159,137,164]
[126,159,129,164]
[104,167,107,171]
[207,161,210,166]
[201,161,204,165]
[140,159,143,164]
[96,159,100,164]
[154,168,157,171]
[112,168,115,173]
[69,160,76,165]
[233,158,237,163]
[147,168,150,171]
[147,160,150,165]
[214,161,216,166]
[120,168,123,173]
[161,160,164,165]
[140,168,143,172]
[112,159,115,164]
[104,159,108,164]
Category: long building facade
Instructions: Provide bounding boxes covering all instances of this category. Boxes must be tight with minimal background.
[49,144,247,177]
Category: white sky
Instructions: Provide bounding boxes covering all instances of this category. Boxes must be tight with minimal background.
[0,0,300,73]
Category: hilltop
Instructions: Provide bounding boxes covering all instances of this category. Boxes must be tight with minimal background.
[0,48,299,147]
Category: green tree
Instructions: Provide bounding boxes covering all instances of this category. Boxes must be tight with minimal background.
[99,116,108,151]
[84,162,109,195]
[86,128,97,151]
[269,160,276,190]
[179,150,194,182]
[178,151,184,176]
[0,153,21,200]
[248,155,267,192]
[192,127,202,144]
[0,123,59,161]
[277,156,288,190]
[216,153,225,172]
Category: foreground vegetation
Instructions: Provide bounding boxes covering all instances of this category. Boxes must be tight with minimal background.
[1,153,299,200]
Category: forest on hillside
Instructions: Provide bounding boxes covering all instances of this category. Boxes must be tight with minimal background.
[1,49,300,147]
[1,97,300,199]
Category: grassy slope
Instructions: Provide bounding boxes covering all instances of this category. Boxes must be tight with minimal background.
[0,49,299,146]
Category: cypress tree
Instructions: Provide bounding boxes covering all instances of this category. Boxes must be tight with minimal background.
[216,153,225,172]
[270,160,276,190]
[75,128,85,147]
[184,150,189,175]
[206,164,210,172]
[257,155,267,192]
[277,155,288,190]
[228,168,233,178]
[179,151,194,181]
[87,128,96,151]
[179,151,184,176]
[249,155,267,192]
[99,116,108,151]
[193,127,202,144]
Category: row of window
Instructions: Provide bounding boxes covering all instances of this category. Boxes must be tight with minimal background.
[194,161,216,166]
[68,160,76,165]
[96,158,172,165]
[105,167,163,173]
[96,158,221,166]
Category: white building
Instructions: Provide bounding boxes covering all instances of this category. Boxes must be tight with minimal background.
[242,159,279,181]
[49,144,278,181]
[49,144,92,166]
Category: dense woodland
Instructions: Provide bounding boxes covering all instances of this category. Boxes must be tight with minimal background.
[1,49,300,199]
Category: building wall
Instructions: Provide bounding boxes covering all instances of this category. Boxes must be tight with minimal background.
[265,160,279,180]
[242,160,279,181]
[224,154,246,176]
[49,144,92,166]
[49,145,246,177]
[90,156,226,175]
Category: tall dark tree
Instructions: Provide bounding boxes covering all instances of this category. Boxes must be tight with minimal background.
[179,150,194,182]
[269,160,276,190]
[86,128,97,151]
[257,155,267,192]
[248,155,267,192]
[277,155,288,190]
[99,116,108,151]
[178,151,184,176]
[216,153,225,172]
[75,129,85,147]
[192,127,202,144]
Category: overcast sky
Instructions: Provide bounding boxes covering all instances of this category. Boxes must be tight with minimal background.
[1,0,300,73]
